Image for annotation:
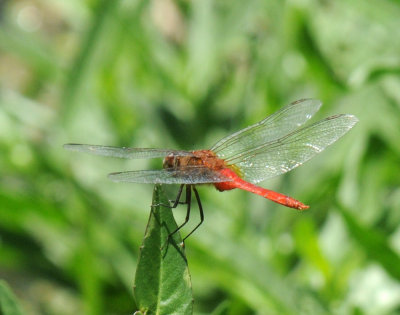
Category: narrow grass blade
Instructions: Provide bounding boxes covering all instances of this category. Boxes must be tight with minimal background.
[339,206,400,281]
[61,0,120,108]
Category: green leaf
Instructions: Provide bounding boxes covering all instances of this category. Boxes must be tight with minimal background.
[0,280,24,315]
[134,185,193,315]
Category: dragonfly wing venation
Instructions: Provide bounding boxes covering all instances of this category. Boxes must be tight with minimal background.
[108,166,233,184]
[226,114,358,183]
[63,144,193,159]
[211,99,322,159]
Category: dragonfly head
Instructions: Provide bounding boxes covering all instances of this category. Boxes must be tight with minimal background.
[163,153,176,169]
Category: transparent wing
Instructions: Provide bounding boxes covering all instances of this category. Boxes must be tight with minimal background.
[211,99,322,159]
[225,115,358,183]
[108,166,232,184]
[63,144,193,159]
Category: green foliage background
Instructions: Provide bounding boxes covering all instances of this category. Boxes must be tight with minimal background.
[1,0,400,314]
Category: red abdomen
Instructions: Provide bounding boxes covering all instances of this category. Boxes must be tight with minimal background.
[214,168,309,210]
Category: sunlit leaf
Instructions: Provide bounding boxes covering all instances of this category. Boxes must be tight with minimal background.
[0,280,24,315]
[134,185,193,314]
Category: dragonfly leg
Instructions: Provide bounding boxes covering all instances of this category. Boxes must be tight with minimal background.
[169,184,186,208]
[182,186,204,242]
[152,184,185,208]
[167,185,192,240]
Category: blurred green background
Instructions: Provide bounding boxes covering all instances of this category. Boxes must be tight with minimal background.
[1,0,400,314]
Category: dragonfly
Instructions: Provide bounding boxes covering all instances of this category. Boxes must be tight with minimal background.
[64,99,358,240]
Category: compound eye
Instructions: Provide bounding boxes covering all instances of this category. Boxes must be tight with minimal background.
[162,154,175,169]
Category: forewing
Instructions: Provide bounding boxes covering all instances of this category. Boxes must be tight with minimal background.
[108,166,233,184]
[63,144,193,159]
[225,115,358,183]
[211,99,322,159]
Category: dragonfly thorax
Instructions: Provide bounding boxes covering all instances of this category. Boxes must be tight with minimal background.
[162,150,227,170]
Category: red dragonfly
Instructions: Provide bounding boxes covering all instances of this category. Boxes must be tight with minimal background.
[64,99,358,239]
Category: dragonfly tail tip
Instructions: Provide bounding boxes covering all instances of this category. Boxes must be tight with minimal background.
[298,204,310,210]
